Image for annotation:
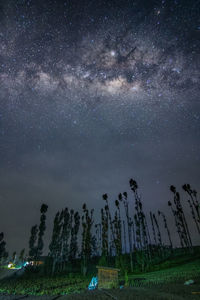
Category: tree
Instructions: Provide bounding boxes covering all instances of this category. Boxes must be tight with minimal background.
[37,204,48,258]
[49,211,63,274]
[61,208,71,269]
[12,251,17,264]
[19,248,25,264]
[95,223,102,257]
[130,179,151,271]
[69,211,80,260]
[121,192,134,271]
[29,225,38,260]
[123,220,127,253]
[153,213,162,248]
[102,194,115,244]
[169,186,192,251]
[158,211,173,250]
[130,179,149,251]
[81,203,94,275]
[150,212,157,246]
[0,232,6,264]
[113,199,122,260]
[100,208,109,263]
[182,184,200,234]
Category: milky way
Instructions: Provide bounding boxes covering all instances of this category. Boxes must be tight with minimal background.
[0,0,199,252]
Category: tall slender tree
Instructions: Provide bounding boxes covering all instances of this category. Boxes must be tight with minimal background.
[123,220,127,253]
[61,208,71,269]
[103,194,115,243]
[69,211,80,260]
[114,199,122,257]
[153,213,162,247]
[37,204,48,258]
[150,212,157,246]
[182,184,200,234]
[29,225,38,260]
[81,203,94,275]
[95,223,102,257]
[0,232,6,264]
[121,192,133,271]
[49,211,63,274]
[19,248,25,264]
[170,185,192,251]
[168,200,184,248]
[101,208,109,262]
[158,211,173,250]
[130,179,149,252]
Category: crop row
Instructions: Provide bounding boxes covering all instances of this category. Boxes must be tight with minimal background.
[0,275,90,296]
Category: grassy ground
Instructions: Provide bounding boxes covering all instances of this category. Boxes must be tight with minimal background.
[0,255,199,298]
[60,280,200,300]
[128,258,200,286]
[0,272,91,296]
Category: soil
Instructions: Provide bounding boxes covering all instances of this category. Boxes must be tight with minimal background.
[1,281,200,300]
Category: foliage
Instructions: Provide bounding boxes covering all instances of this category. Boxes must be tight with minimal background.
[0,232,7,264]
[37,204,48,258]
[0,250,199,296]
[81,203,94,275]
[29,203,48,261]
[127,258,200,287]
[1,178,200,296]
[28,225,38,259]
[48,211,63,274]
[0,273,90,295]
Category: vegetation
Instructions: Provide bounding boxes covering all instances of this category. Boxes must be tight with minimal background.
[0,250,199,296]
[0,272,90,295]
[128,257,200,287]
[28,203,48,263]
[0,232,8,265]
[0,179,199,297]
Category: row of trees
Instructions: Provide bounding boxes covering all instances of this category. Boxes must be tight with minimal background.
[1,179,199,274]
[39,180,199,274]
[49,208,80,273]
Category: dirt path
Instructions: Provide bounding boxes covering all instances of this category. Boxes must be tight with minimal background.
[0,280,200,300]
[1,285,199,300]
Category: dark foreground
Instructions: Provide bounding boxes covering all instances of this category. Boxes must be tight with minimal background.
[1,281,200,300]
[1,256,200,299]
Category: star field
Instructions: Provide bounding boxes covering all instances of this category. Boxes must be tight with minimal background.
[0,0,199,252]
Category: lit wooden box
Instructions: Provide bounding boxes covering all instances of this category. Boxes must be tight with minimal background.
[96,265,120,289]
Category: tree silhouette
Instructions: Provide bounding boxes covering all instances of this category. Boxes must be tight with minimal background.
[29,225,38,260]
[101,208,109,261]
[81,203,94,275]
[61,208,71,269]
[150,211,157,246]
[121,192,133,271]
[170,186,192,252]
[69,211,80,260]
[158,211,173,250]
[0,232,7,264]
[37,204,48,258]
[182,184,200,234]
[19,248,25,265]
[49,211,63,274]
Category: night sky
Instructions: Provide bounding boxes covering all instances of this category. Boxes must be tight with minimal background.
[0,0,200,253]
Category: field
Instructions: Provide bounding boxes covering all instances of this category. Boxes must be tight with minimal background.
[0,272,90,296]
[0,256,200,299]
